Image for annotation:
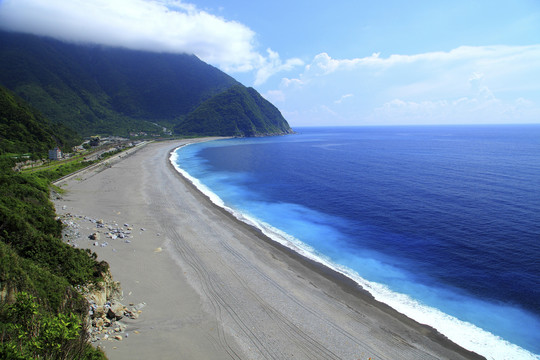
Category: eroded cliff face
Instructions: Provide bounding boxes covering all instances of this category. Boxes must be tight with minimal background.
[82,269,121,307]
[82,269,145,343]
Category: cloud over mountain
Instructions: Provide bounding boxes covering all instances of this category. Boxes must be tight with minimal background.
[0,0,301,81]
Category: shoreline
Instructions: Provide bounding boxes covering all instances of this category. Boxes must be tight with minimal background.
[55,139,484,360]
[167,143,485,360]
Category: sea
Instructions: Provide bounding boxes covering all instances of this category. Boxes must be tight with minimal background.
[170,125,540,360]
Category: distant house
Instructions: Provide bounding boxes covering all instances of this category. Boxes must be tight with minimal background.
[48,147,62,160]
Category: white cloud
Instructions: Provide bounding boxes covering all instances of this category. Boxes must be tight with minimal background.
[277,44,540,126]
[334,94,354,104]
[281,77,304,88]
[0,0,297,82]
[254,48,304,86]
[304,52,386,76]
[468,72,495,100]
[370,92,540,125]
[303,45,540,81]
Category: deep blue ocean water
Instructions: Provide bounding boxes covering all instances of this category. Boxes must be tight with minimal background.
[172,125,540,360]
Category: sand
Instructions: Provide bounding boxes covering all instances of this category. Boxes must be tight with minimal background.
[53,139,484,360]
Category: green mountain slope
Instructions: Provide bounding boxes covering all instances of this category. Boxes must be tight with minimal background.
[0,88,107,359]
[0,85,80,157]
[175,85,294,136]
[0,31,293,137]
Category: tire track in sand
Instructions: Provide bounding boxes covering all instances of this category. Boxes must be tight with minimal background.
[144,148,341,359]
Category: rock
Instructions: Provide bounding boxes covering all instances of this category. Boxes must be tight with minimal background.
[89,233,100,240]
[97,219,104,224]
[124,309,139,319]
[93,305,105,317]
[106,302,125,320]
[114,335,123,341]
[106,307,117,320]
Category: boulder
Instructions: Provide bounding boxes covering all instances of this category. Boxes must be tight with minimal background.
[93,305,106,318]
[106,302,125,320]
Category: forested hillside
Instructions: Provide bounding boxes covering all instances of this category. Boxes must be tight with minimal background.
[0,85,107,359]
[0,162,108,359]
[175,85,294,136]
[0,31,292,137]
[0,85,79,157]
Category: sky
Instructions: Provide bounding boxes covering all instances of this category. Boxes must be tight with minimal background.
[1,0,539,127]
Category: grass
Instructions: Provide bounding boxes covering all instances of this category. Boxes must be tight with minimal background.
[21,143,136,181]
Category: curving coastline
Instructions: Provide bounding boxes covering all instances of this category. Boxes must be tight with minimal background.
[54,140,484,360]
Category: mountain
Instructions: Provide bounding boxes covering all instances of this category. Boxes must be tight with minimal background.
[0,85,80,157]
[175,85,294,136]
[0,31,293,137]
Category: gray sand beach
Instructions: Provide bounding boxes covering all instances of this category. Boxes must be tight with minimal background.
[54,140,483,360]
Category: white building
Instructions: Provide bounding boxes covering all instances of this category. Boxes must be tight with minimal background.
[48,147,62,160]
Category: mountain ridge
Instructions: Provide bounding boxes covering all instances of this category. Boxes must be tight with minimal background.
[0,31,292,137]
[176,85,294,137]
[0,84,79,157]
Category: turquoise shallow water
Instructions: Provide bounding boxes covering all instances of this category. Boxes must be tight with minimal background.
[172,125,540,359]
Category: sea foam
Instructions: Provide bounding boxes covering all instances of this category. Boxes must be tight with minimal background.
[170,144,539,360]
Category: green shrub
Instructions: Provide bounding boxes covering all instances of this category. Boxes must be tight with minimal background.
[0,292,105,360]
[0,149,108,359]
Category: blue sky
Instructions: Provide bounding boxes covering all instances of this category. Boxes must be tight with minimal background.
[1,0,539,126]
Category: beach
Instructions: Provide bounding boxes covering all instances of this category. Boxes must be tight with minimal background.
[53,139,484,360]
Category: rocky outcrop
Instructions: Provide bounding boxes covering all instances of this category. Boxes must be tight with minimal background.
[82,271,145,343]
[82,269,121,308]
[58,212,148,344]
